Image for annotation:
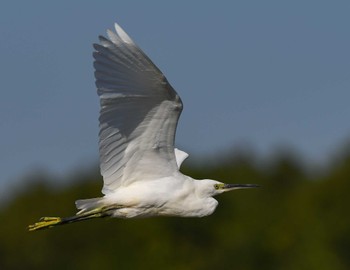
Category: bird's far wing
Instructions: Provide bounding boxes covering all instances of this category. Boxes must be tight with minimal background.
[174,148,189,168]
[94,23,183,194]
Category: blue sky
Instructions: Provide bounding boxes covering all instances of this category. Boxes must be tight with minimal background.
[1,1,350,194]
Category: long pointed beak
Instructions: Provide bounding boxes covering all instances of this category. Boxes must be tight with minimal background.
[223,183,260,190]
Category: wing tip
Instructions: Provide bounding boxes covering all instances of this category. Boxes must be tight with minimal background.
[113,22,134,44]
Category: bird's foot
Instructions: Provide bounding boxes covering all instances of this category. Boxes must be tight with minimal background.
[28,217,62,231]
[28,204,121,231]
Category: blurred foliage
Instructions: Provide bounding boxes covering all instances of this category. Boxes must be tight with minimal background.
[0,148,349,270]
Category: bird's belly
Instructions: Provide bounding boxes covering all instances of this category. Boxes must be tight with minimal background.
[112,206,161,218]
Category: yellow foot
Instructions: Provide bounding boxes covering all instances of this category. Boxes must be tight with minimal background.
[28,217,62,231]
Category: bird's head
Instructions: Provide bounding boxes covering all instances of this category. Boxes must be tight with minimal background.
[197,179,260,197]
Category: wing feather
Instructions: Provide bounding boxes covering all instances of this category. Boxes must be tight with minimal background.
[94,23,183,194]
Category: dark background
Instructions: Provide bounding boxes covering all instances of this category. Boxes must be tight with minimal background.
[1,147,350,269]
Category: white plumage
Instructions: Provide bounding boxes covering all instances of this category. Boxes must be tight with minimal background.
[94,24,182,195]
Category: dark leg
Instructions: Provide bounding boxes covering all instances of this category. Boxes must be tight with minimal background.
[28,205,121,231]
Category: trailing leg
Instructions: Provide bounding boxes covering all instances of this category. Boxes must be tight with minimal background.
[28,205,121,231]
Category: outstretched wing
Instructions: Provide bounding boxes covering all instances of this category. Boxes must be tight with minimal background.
[94,23,183,194]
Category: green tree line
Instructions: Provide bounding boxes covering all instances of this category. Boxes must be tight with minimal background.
[0,148,349,269]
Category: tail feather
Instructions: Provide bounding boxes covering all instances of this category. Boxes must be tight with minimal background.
[75,197,104,214]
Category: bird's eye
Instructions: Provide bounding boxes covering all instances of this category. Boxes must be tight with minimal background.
[214,184,220,190]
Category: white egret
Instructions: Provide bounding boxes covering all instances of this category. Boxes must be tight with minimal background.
[29,23,259,231]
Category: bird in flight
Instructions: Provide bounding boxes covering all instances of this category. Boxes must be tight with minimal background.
[29,23,259,231]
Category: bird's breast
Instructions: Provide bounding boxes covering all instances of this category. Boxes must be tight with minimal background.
[158,196,218,218]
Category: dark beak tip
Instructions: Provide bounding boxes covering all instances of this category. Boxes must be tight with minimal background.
[224,183,261,189]
[245,184,261,189]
